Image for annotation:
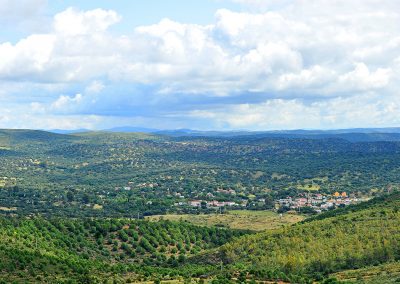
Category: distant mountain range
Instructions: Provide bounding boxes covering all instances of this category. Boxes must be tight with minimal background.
[50,126,400,134]
[45,126,400,142]
[49,129,91,134]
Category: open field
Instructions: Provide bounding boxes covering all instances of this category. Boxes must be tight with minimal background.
[146,210,305,231]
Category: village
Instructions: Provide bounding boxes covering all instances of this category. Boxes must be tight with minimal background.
[116,180,370,214]
[275,191,368,213]
[186,191,367,213]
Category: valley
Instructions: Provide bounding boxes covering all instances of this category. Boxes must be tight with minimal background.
[2,0,398,282]
[0,129,399,283]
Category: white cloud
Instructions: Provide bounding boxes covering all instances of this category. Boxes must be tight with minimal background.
[85,81,105,93]
[338,63,391,90]
[189,93,400,130]
[276,65,336,91]
[0,34,55,79]
[0,1,400,129]
[51,93,82,111]
[53,7,121,36]
[1,3,398,94]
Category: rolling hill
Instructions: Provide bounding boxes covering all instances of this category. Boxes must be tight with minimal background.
[193,192,400,283]
[0,129,399,282]
[1,192,399,283]
[0,129,400,219]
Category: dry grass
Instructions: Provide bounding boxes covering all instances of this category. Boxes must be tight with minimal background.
[0,206,17,211]
[146,210,305,231]
[93,204,103,210]
[296,183,321,191]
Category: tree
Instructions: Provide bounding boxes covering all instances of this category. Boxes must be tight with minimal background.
[82,194,90,204]
[67,191,74,202]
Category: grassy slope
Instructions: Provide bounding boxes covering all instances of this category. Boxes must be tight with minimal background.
[195,192,400,281]
[331,262,400,283]
[146,210,305,231]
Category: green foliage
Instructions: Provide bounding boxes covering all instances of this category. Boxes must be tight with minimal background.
[213,192,400,281]
[0,216,248,282]
[1,130,400,282]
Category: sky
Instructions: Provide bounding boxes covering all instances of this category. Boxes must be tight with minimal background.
[0,0,399,131]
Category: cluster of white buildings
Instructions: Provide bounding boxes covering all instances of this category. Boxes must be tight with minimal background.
[277,192,363,212]
[188,200,237,208]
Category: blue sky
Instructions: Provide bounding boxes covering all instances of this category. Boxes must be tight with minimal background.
[0,0,399,130]
[2,1,242,42]
[49,1,242,27]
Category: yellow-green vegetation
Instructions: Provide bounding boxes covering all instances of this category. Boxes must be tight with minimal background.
[0,177,16,188]
[0,206,17,211]
[93,204,103,210]
[296,183,321,191]
[146,210,305,231]
[294,177,328,191]
[331,262,400,283]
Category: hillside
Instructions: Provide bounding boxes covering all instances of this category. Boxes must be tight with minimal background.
[0,217,249,282]
[2,193,399,283]
[331,262,400,283]
[0,129,74,145]
[196,192,400,283]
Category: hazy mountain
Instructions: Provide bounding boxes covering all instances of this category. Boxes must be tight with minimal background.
[105,126,160,133]
[48,129,90,134]
[43,127,400,142]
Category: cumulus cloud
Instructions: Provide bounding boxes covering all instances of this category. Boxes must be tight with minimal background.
[0,1,399,130]
[0,34,56,80]
[338,63,392,91]
[51,93,83,111]
[53,8,121,36]
[189,94,400,130]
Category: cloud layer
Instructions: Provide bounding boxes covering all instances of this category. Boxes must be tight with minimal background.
[0,0,399,130]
